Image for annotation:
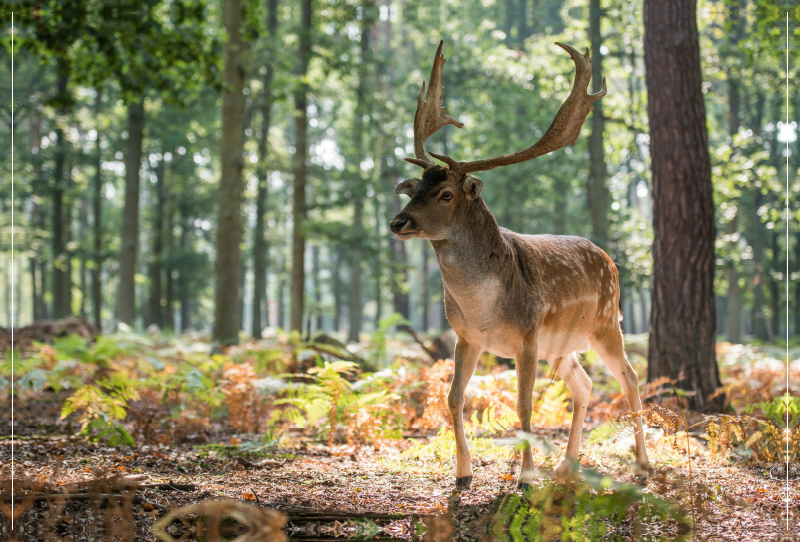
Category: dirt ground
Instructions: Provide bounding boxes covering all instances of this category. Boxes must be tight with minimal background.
[0,389,796,542]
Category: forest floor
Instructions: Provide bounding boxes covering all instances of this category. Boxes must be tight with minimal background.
[0,326,798,541]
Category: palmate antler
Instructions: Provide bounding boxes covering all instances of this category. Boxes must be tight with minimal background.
[406,40,464,170]
[407,41,606,177]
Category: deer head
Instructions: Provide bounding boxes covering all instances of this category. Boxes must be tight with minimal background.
[390,40,606,240]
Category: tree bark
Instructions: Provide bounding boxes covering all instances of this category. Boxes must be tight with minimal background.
[391,195,410,325]
[147,159,166,328]
[213,0,247,344]
[180,203,191,331]
[52,66,70,319]
[313,246,323,332]
[332,249,341,332]
[587,0,609,250]
[92,92,103,331]
[290,0,313,332]
[644,0,722,411]
[116,99,145,327]
[724,0,742,343]
[252,0,278,338]
[165,206,174,331]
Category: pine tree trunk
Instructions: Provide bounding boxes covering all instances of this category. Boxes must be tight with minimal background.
[724,1,742,343]
[52,66,70,319]
[180,205,191,332]
[79,198,88,317]
[148,159,166,328]
[391,195,410,325]
[421,244,430,332]
[290,0,313,332]
[588,0,609,249]
[373,194,383,327]
[644,0,722,411]
[165,207,174,331]
[332,250,341,332]
[92,92,103,331]
[116,99,145,327]
[213,0,247,344]
[769,229,780,339]
[313,246,323,332]
[30,257,38,322]
[252,0,278,337]
[348,201,363,342]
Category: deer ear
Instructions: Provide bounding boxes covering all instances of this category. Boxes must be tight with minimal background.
[462,176,483,200]
[395,178,419,197]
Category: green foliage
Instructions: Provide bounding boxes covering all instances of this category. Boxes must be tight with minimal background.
[61,372,140,447]
[272,360,403,445]
[486,469,687,542]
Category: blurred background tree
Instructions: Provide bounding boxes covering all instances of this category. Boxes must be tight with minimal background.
[1,0,797,408]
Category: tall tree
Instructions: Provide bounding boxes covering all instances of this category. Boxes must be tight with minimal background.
[290,0,313,332]
[116,99,144,326]
[587,0,609,249]
[348,8,374,343]
[51,63,71,319]
[252,0,279,338]
[644,0,722,410]
[147,158,166,328]
[213,0,248,344]
[92,91,103,331]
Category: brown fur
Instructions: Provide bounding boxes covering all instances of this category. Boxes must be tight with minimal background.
[391,166,650,486]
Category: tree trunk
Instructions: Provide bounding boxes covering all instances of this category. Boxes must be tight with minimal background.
[769,229,780,339]
[644,0,722,411]
[313,246,323,332]
[587,0,609,250]
[92,92,103,331]
[724,1,742,343]
[213,0,247,344]
[348,200,363,342]
[751,188,769,340]
[421,243,430,332]
[116,99,145,327]
[252,0,278,337]
[79,198,88,317]
[391,195,410,325]
[52,66,70,319]
[180,204,191,332]
[148,159,166,328]
[290,0,313,332]
[165,207,174,331]
[373,194,383,328]
[332,250,341,332]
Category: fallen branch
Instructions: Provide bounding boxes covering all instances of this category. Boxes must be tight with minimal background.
[236,457,287,469]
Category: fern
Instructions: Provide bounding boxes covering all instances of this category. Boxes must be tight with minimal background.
[61,372,139,446]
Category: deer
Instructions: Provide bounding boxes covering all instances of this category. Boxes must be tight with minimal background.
[389,41,650,490]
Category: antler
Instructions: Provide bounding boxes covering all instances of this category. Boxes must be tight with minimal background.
[423,42,606,177]
[406,40,464,170]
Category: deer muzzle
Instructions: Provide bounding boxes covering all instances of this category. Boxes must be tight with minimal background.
[390,213,414,236]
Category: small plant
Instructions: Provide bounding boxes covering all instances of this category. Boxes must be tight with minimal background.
[272,360,404,447]
[61,372,140,446]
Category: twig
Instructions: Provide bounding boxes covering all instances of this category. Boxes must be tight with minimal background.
[236,456,287,468]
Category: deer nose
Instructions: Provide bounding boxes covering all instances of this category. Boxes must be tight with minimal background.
[390,215,409,234]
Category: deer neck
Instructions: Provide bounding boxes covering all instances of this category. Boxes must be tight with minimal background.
[430,198,507,292]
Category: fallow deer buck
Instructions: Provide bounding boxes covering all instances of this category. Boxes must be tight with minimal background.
[390,41,650,489]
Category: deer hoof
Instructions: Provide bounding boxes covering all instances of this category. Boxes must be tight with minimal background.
[455,476,472,490]
[634,464,652,484]
[516,482,531,491]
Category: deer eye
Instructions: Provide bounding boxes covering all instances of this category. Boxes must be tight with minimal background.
[441,192,453,201]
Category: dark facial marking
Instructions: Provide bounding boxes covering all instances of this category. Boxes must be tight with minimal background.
[413,166,450,199]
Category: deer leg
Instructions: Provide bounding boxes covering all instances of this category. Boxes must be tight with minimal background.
[449,337,481,489]
[591,328,651,478]
[515,336,539,489]
[553,352,592,479]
